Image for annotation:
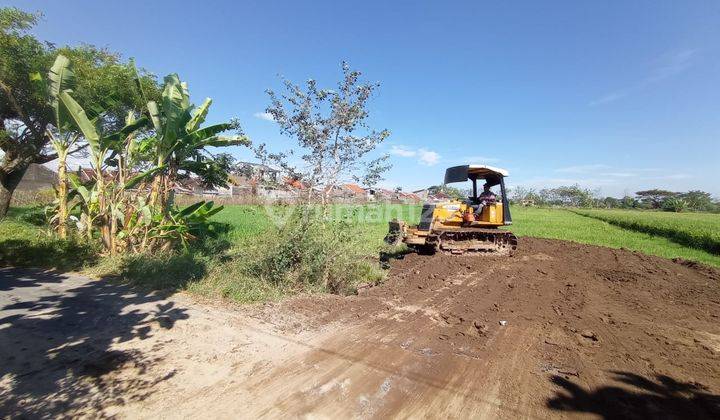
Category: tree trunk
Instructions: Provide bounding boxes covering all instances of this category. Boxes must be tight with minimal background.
[57,152,68,238]
[0,159,30,219]
[0,181,14,220]
[150,155,164,211]
[96,166,112,252]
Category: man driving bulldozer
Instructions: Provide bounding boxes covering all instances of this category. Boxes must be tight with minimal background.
[470,183,496,216]
[479,183,497,203]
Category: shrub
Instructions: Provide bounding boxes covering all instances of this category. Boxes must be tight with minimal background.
[17,206,51,226]
[663,197,688,213]
[245,206,385,294]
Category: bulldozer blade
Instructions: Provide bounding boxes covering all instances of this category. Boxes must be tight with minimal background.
[384,219,406,246]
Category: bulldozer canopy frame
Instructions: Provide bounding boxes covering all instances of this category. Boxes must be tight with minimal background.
[444,165,508,187]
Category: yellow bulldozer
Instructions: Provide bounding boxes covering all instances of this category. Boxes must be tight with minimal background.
[385,164,517,255]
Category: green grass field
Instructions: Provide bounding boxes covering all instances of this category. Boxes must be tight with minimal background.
[212,204,720,267]
[510,208,720,267]
[572,209,720,255]
[212,204,423,254]
[0,205,720,279]
[0,207,97,270]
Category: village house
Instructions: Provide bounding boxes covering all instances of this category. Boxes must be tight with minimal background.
[15,164,57,191]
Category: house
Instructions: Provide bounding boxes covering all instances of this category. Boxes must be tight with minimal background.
[412,189,430,200]
[343,183,366,196]
[341,183,373,201]
[16,164,57,191]
[412,188,451,203]
[233,162,280,184]
[76,167,124,183]
[429,191,451,202]
[396,191,422,203]
[371,188,395,202]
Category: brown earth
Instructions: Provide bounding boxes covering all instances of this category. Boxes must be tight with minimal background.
[2,238,720,418]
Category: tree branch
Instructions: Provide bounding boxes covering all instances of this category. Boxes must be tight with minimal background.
[36,143,89,164]
[0,79,40,140]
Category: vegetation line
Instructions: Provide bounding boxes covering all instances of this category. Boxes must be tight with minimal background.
[570,210,720,256]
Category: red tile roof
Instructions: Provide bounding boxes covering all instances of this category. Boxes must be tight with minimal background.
[343,183,366,195]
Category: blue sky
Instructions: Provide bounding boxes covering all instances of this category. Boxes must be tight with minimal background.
[8,0,720,196]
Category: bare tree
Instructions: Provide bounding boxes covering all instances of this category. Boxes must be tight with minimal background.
[257,62,390,204]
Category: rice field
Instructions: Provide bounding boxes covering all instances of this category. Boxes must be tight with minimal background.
[573,209,720,255]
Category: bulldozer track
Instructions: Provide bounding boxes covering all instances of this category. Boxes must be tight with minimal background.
[428,229,518,255]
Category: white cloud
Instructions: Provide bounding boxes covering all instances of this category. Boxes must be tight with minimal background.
[253,112,275,121]
[417,148,440,166]
[514,168,696,198]
[555,164,691,182]
[589,92,627,106]
[602,172,636,178]
[645,49,697,84]
[589,49,697,106]
[556,164,611,173]
[643,173,692,181]
[463,155,500,163]
[389,145,416,157]
[516,177,617,189]
[389,145,441,166]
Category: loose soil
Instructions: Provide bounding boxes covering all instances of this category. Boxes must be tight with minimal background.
[2,238,720,418]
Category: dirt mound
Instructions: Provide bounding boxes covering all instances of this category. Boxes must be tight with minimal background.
[273,237,720,418]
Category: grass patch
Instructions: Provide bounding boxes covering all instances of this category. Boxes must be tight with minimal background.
[571,209,720,255]
[0,208,96,271]
[507,207,720,267]
[88,251,211,290]
[186,255,289,303]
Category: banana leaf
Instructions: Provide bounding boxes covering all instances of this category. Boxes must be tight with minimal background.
[146,101,162,133]
[103,116,149,144]
[176,201,205,217]
[186,98,212,132]
[195,135,251,149]
[124,166,165,190]
[130,59,147,102]
[161,74,187,145]
[59,91,100,153]
[180,123,233,143]
[48,55,76,129]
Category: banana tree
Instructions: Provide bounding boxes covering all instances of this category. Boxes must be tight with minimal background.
[58,90,150,251]
[38,54,77,238]
[138,74,250,213]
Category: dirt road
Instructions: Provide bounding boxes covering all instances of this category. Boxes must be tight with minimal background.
[2,238,720,418]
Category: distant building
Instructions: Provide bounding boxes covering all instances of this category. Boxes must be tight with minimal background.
[412,188,451,202]
[341,183,373,201]
[233,162,280,184]
[412,189,430,200]
[16,164,57,191]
